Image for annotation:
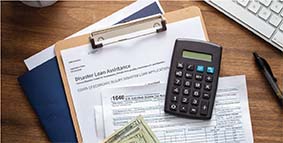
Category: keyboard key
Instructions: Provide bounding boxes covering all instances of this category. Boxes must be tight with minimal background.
[170,103,177,111]
[237,0,249,7]
[259,0,271,7]
[193,90,200,97]
[174,78,181,86]
[181,97,189,104]
[259,7,272,20]
[200,101,209,115]
[185,73,193,79]
[269,14,282,27]
[175,70,183,77]
[248,1,261,14]
[171,95,178,102]
[179,105,188,113]
[176,62,184,69]
[272,31,283,47]
[191,98,199,106]
[186,64,194,71]
[210,0,276,38]
[184,81,191,87]
[203,93,210,99]
[194,82,202,89]
[270,1,283,13]
[195,74,203,81]
[173,87,180,94]
[183,88,190,95]
[196,65,204,72]
[205,75,213,82]
[280,24,283,31]
[189,106,198,114]
[206,66,215,74]
[204,84,212,91]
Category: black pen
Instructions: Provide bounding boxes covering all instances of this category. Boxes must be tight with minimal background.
[253,52,283,106]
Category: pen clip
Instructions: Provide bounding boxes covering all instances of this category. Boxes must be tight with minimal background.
[260,57,277,82]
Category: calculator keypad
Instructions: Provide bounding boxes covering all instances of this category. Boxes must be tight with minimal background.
[167,63,216,119]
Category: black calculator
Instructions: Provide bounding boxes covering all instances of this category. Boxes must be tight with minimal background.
[164,39,222,120]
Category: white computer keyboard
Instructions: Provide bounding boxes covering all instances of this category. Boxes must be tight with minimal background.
[205,0,283,51]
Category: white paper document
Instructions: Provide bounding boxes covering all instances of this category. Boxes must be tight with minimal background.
[101,75,253,143]
[24,0,163,70]
[60,17,206,142]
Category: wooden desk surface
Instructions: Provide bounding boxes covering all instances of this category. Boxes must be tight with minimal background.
[1,1,282,143]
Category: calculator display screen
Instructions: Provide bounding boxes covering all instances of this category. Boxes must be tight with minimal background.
[182,50,212,62]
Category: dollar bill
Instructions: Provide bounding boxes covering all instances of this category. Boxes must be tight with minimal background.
[103,115,160,143]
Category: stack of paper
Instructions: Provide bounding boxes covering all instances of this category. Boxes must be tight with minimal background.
[58,12,254,142]
[18,0,164,142]
[18,0,255,142]
[60,16,207,142]
[24,0,164,71]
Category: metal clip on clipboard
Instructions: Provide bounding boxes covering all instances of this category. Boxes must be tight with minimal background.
[89,14,167,49]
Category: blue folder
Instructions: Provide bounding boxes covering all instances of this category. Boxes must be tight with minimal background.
[18,2,163,142]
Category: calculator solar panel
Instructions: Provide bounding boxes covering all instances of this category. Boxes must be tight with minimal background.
[164,39,222,120]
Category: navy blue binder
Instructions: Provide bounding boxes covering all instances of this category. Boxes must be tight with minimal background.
[18,2,163,142]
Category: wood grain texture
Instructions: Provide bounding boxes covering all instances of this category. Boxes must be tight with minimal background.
[1,1,282,143]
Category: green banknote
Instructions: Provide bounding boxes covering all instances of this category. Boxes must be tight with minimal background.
[103,115,160,143]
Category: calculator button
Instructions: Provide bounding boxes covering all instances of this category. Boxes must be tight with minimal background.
[181,97,189,104]
[173,87,180,94]
[189,106,198,114]
[191,98,199,106]
[195,74,203,81]
[175,71,183,77]
[185,73,193,79]
[171,95,178,102]
[196,65,204,73]
[204,84,212,91]
[203,93,210,99]
[179,105,188,113]
[177,62,184,69]
[193,90,200,97]
[194,82,202,89]
[174,78,181,86]
[205,75,213,82]
[186,64,194,71]
[170,103,177,111]
[207,66,215,74]
[200,101,209,115]
[183,88,190,95]
[184,81,191,87]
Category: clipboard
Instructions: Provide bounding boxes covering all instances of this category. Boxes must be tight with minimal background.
[55,6,209,143]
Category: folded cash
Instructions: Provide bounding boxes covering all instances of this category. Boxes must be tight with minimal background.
[103,115,159,143]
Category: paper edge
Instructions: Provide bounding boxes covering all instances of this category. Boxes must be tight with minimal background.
[24,0,164,70]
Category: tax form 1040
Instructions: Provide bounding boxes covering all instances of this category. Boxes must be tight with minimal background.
[100,75,254,143]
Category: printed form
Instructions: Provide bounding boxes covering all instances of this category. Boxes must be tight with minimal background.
[101,75,253,143]
[60,17,206,142]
